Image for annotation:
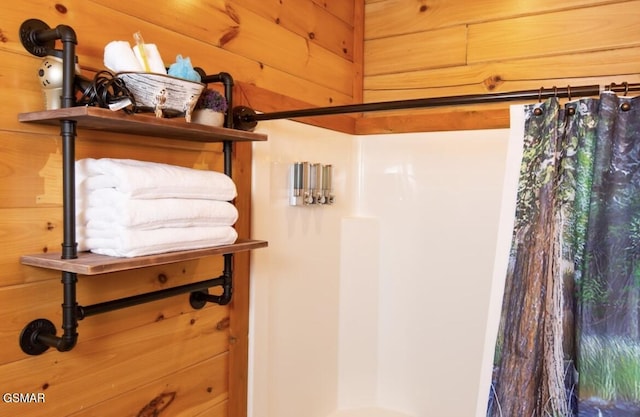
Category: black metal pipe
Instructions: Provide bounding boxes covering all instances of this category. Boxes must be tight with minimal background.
[61,120,77,260]
[195,72,234,304]
[200,71,235,129]
[197,71,234,176]
[58,26,78,260]
[58,271,79,351]
[223,141,233,177]
[59,27,77,108]
[218,253,233,306]
[78,276,226,319]
[57,33,79,352]
[197,73,233,304]
[27,272,78,353]
[191,254,233,306]
[31,24,77,46]
[240,83,640,123]
[18,19,81,353]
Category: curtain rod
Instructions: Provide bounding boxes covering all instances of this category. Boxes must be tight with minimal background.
[232,82,640,131]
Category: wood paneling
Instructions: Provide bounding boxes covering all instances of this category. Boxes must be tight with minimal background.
[364,47,640,96]
[467,2,640,64]
[2,0,360,111]
[362,0,640,133]
[364,26,467,76]
[88,0,356,99]
[364,0,625,40]
[113,1,349,94]
[2,308,229,416]
[235,0,355,60]
[67,354,229,416]
[312,0,356,25]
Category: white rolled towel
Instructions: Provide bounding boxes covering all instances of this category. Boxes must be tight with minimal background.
[104,41,143,73]
[76,158,237,201]
[83,225,238,258]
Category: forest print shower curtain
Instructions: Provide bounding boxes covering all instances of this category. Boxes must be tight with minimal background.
[487,93,640,417]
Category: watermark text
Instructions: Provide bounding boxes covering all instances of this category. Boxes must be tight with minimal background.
[2,392,46,403]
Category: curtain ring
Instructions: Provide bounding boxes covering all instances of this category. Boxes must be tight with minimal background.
[534,88,544,116]
[567,85,572,101]
[620,81,632,111]
[553,86,557,98]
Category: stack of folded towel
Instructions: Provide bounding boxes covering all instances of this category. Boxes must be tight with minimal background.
[76,158,239,258]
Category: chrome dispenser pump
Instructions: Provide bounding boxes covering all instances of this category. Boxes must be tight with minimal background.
[290,162,334,206]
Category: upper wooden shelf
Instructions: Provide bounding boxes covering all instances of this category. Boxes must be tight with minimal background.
[20,239,268,275]
[18,106,267,143]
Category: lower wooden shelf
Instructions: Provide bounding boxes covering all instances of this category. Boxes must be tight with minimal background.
[20,239,268,275]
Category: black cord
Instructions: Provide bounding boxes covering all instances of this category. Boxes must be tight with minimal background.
[75,70,137,113]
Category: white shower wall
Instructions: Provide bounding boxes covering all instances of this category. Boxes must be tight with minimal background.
[249,119,511,417]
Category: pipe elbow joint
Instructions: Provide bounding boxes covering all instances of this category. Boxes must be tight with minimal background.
[218,284,233,306]
[56,333,78,352]
[55,24,77,44]
[218,72,234,86]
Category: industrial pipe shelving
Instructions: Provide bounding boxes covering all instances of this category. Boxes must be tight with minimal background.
[17,18,267,355]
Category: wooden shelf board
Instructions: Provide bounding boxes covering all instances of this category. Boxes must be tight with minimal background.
[20,239,268,275]
[18,106,267,143]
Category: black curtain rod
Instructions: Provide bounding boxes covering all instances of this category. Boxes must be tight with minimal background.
[233,82,640,130]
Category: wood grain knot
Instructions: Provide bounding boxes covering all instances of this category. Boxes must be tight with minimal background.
[483,75,503,91]
[219,27,240,47]
[225,3,240,24]
[137,392,176,417]
[55,4,68,14]
[216,317,231,330]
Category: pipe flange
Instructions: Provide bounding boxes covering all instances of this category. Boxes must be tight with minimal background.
[19,19,55,57]
[19,319,56,355]
[232,106,258,131]
[189,289,209,310]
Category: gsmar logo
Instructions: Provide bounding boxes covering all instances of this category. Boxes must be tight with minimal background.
[2,392,46,403]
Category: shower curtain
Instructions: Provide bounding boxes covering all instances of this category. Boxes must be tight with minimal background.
[487,92,640,417]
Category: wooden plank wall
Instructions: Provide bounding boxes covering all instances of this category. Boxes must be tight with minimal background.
[361,0,640,133]
[0,1,360,417]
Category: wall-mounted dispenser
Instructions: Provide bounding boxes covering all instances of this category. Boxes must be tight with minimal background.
[290,162,334,206]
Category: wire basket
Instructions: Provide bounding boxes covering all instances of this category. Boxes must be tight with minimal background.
[116,72,205,118]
